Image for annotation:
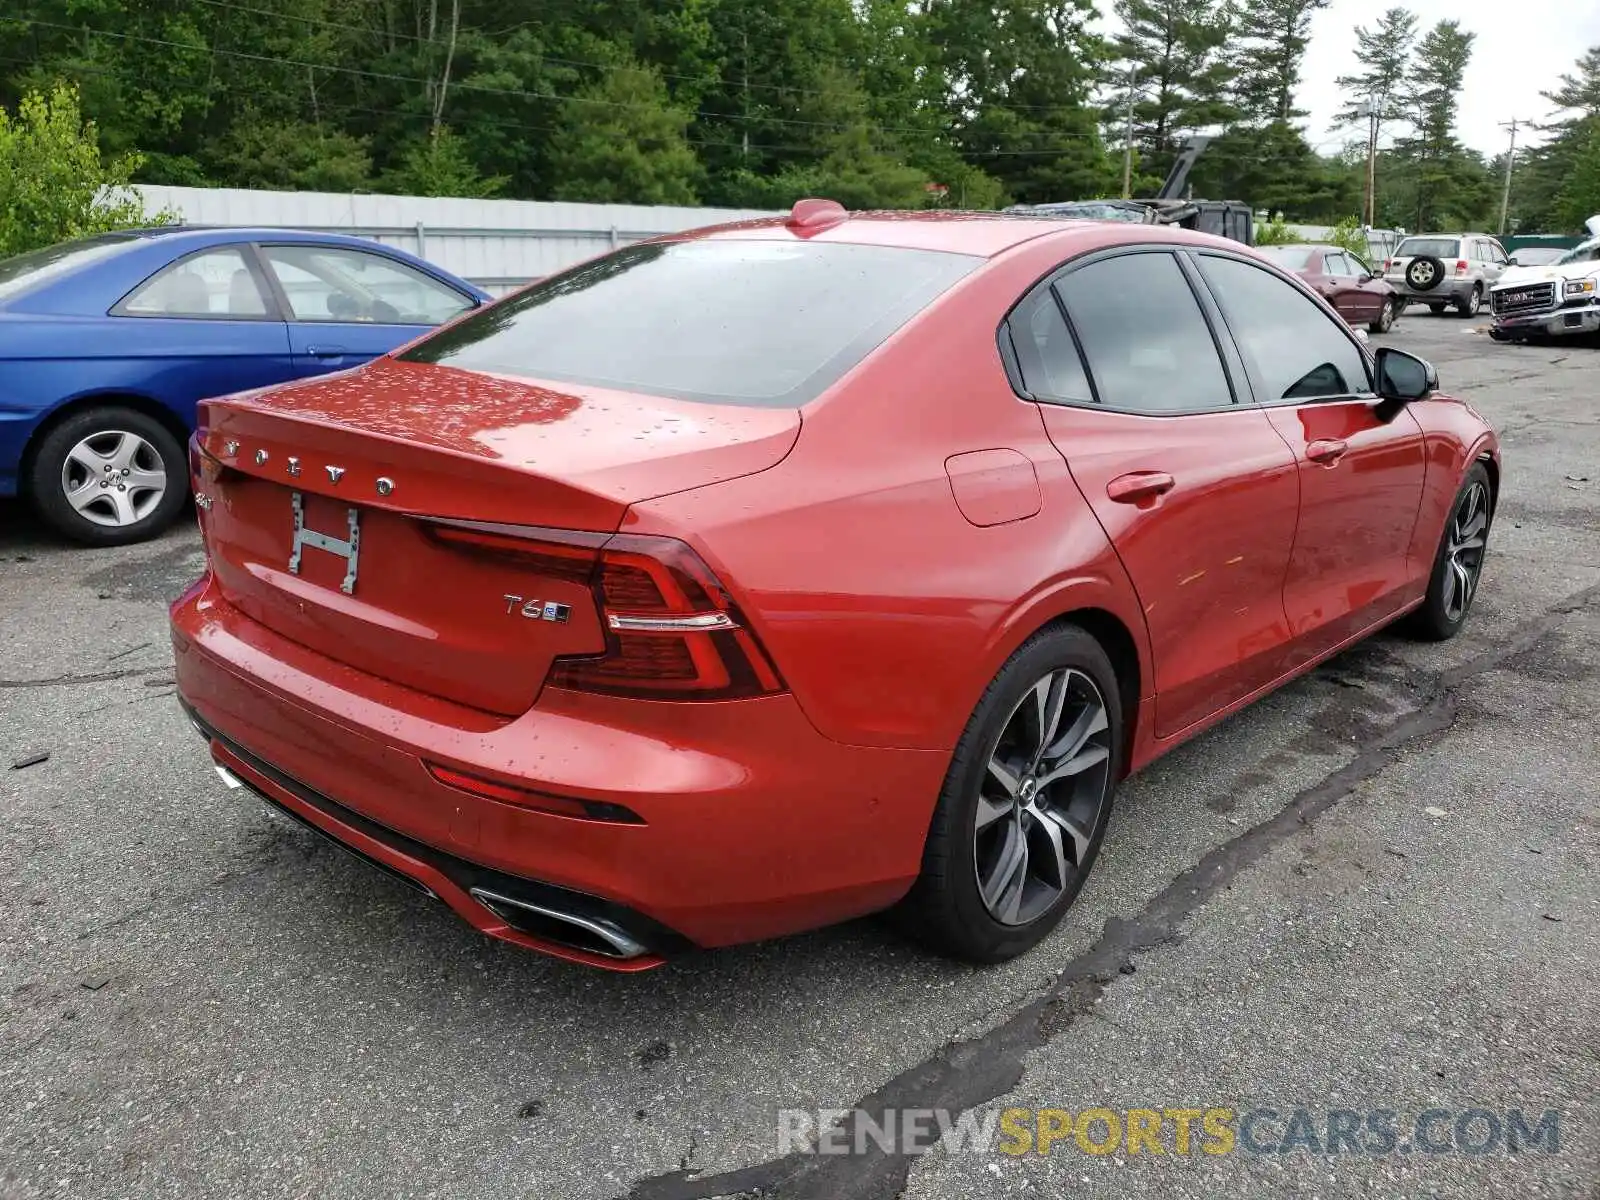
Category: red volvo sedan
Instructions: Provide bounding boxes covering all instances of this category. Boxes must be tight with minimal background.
[171,202,1499,970]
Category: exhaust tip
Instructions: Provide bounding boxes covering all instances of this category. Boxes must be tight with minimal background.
[470,887,650,960]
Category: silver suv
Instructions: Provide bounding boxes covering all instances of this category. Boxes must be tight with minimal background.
[1384,234,1510,316]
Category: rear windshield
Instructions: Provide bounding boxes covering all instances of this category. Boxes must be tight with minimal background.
[400,239,981,406]
[1252,245,1314,268]
[0,233,141,302]
[1397,237,1460,259]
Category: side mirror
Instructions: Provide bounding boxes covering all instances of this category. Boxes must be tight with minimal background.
[1375,346,1436,404]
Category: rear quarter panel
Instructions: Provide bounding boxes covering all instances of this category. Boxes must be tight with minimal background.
[1404,394,1500,573]
[630,232,1152,751]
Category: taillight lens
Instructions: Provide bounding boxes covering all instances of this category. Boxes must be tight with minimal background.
[551,533,785,700]
[422,520,786,702]
[1455,259,1469,274]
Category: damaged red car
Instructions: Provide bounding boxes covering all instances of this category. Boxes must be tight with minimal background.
[172,202,1499,970]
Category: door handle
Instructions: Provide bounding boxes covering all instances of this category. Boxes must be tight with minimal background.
[1106,471,1176,504]
[305,345,347,358]
[1306,438,1348,465]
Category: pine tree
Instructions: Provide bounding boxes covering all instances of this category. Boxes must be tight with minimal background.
[1230,0,1328,125]
[1544,46,1600,117]
[1508,46,1600,231]
[1555,119,1600,230]
[379,128,506,198]
[1111,0,1235,184]
[1334,7,1419,132]
[1392,20,1475,230]
[546,62,701,205]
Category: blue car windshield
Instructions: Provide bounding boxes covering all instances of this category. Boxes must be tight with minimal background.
[0,233,142,303]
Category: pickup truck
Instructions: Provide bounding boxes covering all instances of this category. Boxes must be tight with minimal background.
[1488,215,1600,342]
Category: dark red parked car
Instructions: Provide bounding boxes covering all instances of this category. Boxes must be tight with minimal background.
[1254,242,1402,333]
[172,202,1499,970]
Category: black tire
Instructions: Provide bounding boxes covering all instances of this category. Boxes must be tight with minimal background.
[1428,303,1448,315]
[1406,255,1446,293]
[1368,297,1397,333]
[1456,284,1482,317]
[898,623,1123,963]
[1405,463,1492,642]
[26,407,188,547]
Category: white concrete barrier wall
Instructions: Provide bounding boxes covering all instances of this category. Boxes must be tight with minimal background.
[131,185,782,296]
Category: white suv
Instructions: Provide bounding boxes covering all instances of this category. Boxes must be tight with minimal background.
[1384,234,1510,316]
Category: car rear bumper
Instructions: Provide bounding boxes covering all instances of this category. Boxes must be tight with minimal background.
[170,573,946,967]
[1389,279,1476,304]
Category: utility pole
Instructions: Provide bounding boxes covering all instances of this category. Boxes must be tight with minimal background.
[741,29,750,161]
[1498,118,1526,236]
[1357,98,1378,228]
[1121,67,1137,200]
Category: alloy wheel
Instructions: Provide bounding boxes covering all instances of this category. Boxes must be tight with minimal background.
[973,668,1112,927]
[60,430,168,528]
[1443,480,1489,622]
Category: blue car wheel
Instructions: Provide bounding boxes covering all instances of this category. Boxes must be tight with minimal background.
[28,406,188,546]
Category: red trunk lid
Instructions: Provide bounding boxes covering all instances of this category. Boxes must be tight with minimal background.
[195,359,799,715]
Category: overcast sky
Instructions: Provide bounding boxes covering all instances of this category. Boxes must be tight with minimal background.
[1096,2,1600,158]
[1298,1,1600,156]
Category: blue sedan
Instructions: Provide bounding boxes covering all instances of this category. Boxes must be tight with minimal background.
[0,227,491,545]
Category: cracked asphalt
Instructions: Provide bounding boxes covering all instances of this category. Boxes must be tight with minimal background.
[2,314,1597,1200]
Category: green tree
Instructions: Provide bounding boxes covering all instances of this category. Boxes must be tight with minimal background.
[1229,0,1328,125]
[379,127,505,197]
[546,61,701,204]
[1516,46,1600,231]
[206,117,373,193]
[0,84,170,256]
[1333,7,1418,133]
[1393,19,1474,230]
[1555,120,1600,230]
[928,0,1117,204]
[1110,0,1235,186]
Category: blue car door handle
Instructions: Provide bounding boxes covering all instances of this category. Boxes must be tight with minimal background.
[305,345,347,358]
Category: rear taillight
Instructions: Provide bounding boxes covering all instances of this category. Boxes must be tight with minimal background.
[422,520,786,701]
[1455,259,1469,275]
[1383,258,1392,271]
[553,533,785,700]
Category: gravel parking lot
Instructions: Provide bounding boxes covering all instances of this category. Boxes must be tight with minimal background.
[2,313,1597,1200]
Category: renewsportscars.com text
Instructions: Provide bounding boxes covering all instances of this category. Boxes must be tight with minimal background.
[777,1105,1562,1158]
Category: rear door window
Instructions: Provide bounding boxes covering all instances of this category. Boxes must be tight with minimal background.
[402,240,981,407]
[1053,251,1234,414]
